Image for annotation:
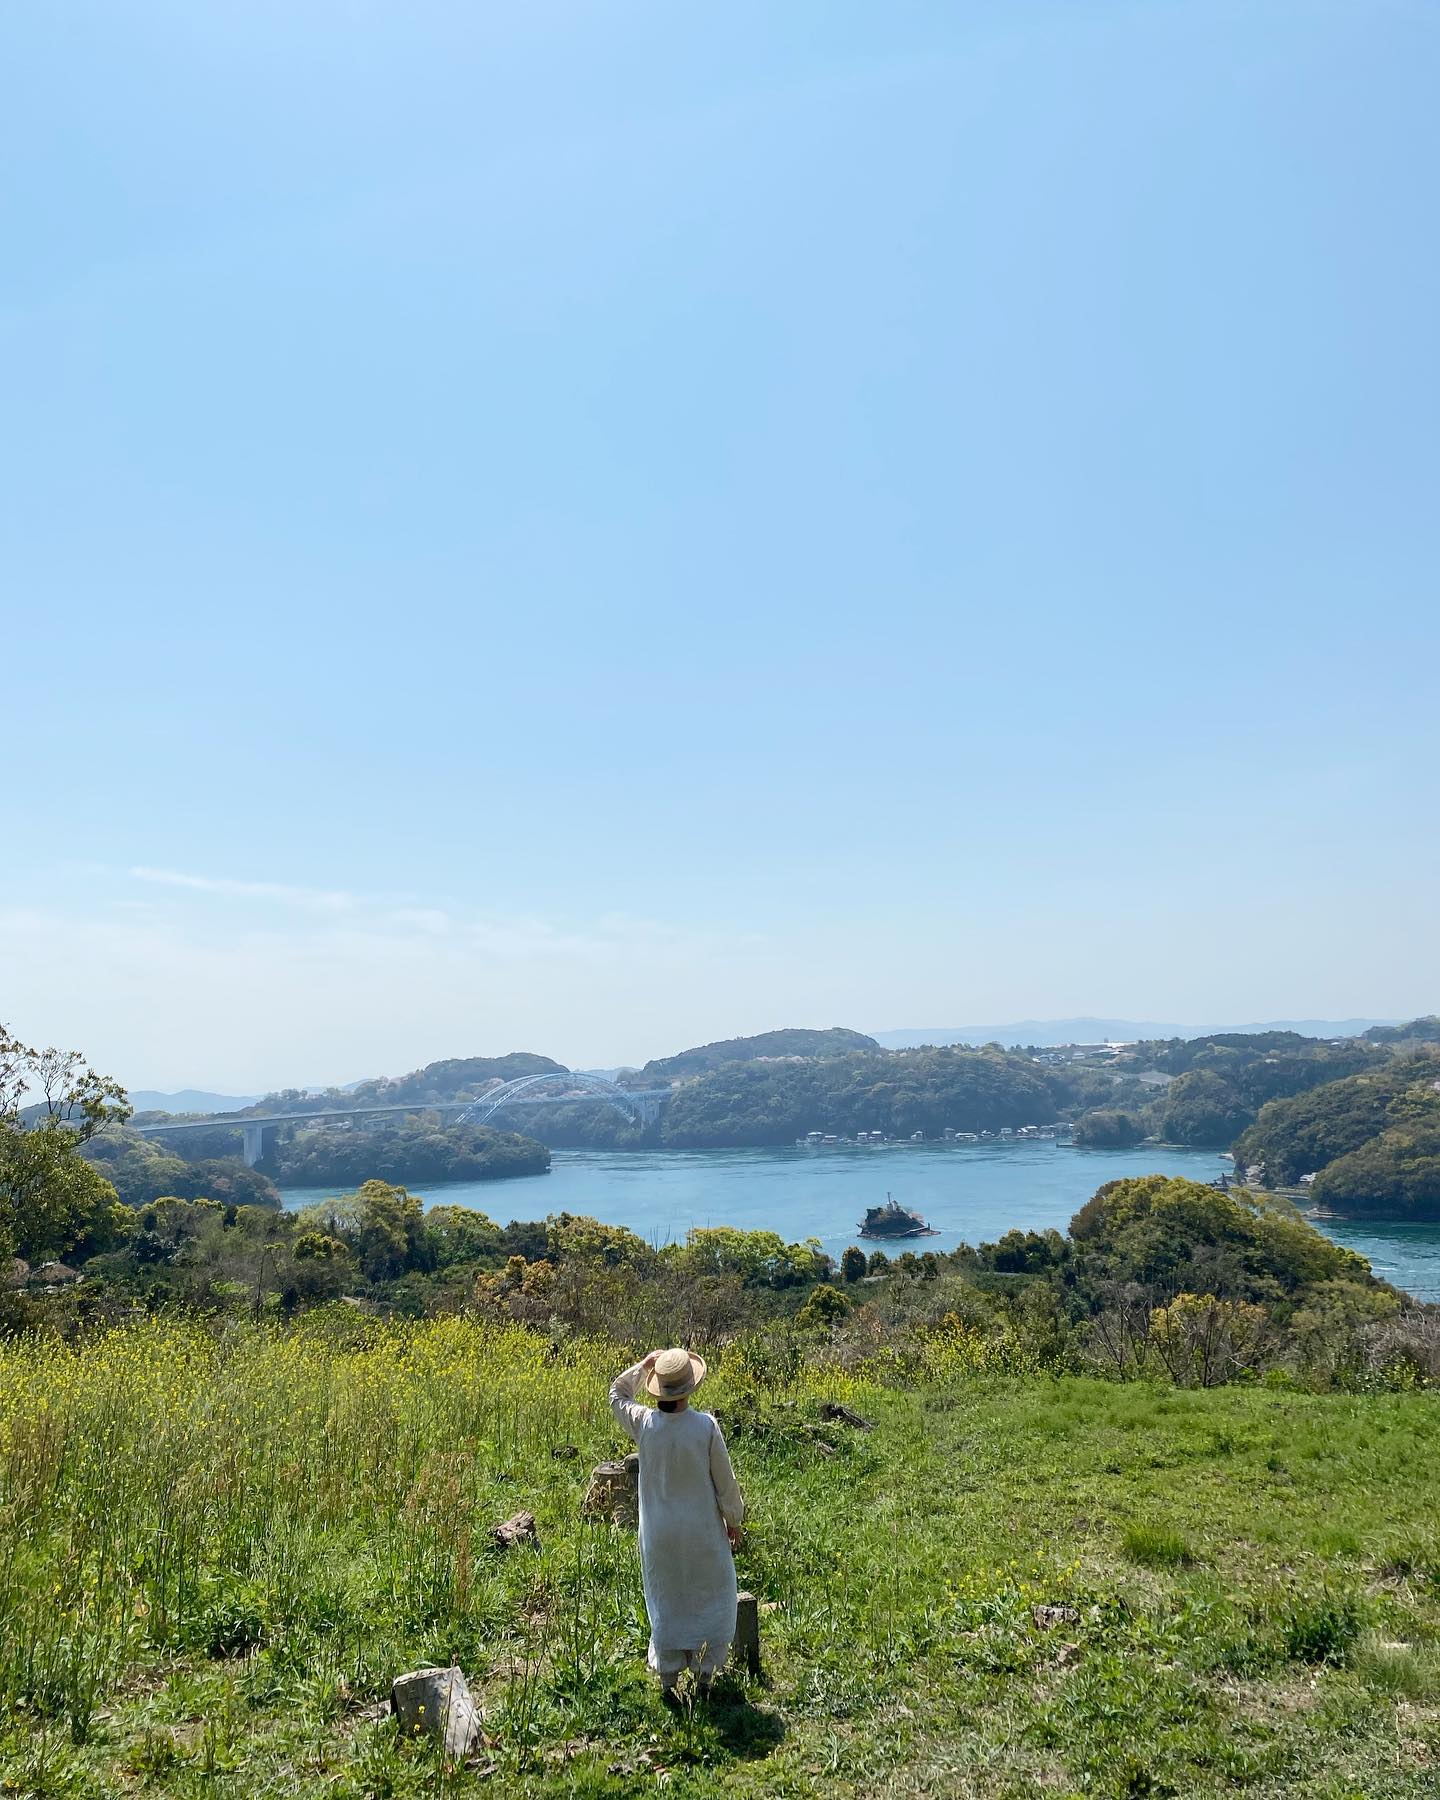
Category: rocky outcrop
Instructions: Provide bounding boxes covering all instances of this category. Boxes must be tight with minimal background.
[491,1511,540,1550]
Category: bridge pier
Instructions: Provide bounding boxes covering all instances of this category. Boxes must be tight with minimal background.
[241,1123,265,1167]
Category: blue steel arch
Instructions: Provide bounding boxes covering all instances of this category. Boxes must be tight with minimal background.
[455,1071,649,1128]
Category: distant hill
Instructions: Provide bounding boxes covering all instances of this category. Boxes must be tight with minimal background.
[1233,1050,1440,1220]
[167,1054,575,1119]
[130,1089,260,1115]
[643,1027,879,1081]
[326,1053,566,1109]
[1362,1016,1440,1045]
[874,1018,1400,1050]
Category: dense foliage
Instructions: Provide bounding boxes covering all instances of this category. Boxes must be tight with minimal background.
[13,1163,1431,1403]
[1071,1109,1145,1147]
[6,1030,1439,1792]
[1132,1031,1382,1145]
[657,1045,1059,1146]
[641,1027,880,1081]
[1229,1053,1440,1219]
[1068,1174,1367,1299]
[1148,1069,1256,1145]
[83,1128,281,1207]
[270,1118,551,1187]
[1233,1059,1435,1183]
[1311,1124,1440,1220]
[1363,1014,1440,1045]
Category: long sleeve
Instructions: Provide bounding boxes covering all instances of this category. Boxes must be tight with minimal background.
[609,1361,649,1442]
[708,1419,744,1528]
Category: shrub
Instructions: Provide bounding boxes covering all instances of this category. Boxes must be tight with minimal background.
[798,1283,852,1330]
[1147,1293,1270,1388]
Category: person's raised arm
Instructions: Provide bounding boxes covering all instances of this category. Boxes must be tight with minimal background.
[709,1417,745,1536]
[609,1351,658,1443]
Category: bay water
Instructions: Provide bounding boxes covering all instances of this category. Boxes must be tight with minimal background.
[282,1139,1440,1301]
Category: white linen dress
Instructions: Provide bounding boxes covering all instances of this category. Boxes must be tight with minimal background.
[609,1362,746,1681]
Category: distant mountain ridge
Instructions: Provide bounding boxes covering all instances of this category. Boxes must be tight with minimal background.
[133,1019,1420,1117]
[872,1018,1401,1050]
[130,1089,261,1115]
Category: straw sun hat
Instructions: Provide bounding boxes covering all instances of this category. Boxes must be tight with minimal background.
[645,1346,708,1400]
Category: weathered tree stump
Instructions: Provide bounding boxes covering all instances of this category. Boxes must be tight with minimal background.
[390,1666,483,1756]
[492,1510,539,1550]
[734,1591,761,1677]
[582,1455,640,1527]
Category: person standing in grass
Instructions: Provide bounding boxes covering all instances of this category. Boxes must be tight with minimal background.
[609,1347,745,1697]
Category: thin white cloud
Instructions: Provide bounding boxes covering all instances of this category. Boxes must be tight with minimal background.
[118,867,746,963]
[129,866,357,912]
[117,869,769,971]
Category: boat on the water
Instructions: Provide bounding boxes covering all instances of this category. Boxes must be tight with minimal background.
[858,1194,937,1240]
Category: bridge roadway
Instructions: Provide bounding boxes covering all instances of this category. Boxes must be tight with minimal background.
[133,1091,672,1166]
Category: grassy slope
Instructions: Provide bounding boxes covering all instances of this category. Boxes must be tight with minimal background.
[1,1322,1437,1799]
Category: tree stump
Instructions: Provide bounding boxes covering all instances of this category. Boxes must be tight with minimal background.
[390,1666,482,1756]
[734,1591,761,1677]
[492,1510,539,1550]
[582,1455,639,1528]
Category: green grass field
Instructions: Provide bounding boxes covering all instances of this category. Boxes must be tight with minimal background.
[2,1317,1437,1798]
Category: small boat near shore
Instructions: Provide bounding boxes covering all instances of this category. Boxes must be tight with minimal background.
[858,1194,938,1240]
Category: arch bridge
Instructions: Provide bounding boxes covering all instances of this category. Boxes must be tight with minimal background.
[132,1075,670,1165]
[455,1072,670,1129]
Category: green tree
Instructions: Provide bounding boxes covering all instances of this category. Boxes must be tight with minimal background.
[672,1226,826,1287]
[797,1283,852,1329]
[350,1179,426,1280]
[424,1204,503,1268]
[294,1231,350,1262]
[545,1211,653,1267]
[840,1245,867,1283]
[0,1025,134,1263]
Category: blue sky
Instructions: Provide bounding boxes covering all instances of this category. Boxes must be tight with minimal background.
[5,0,1438,1089]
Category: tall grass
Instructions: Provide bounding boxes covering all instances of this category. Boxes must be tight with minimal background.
[0,1315,886,1750]
[0,1317,630,1741]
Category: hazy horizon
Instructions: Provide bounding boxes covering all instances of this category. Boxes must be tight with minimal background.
[115,1013,1417,1103]
[8,2,1438,1090]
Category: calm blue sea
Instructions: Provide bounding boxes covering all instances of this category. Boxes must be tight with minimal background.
[281,1139,1440,1302]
